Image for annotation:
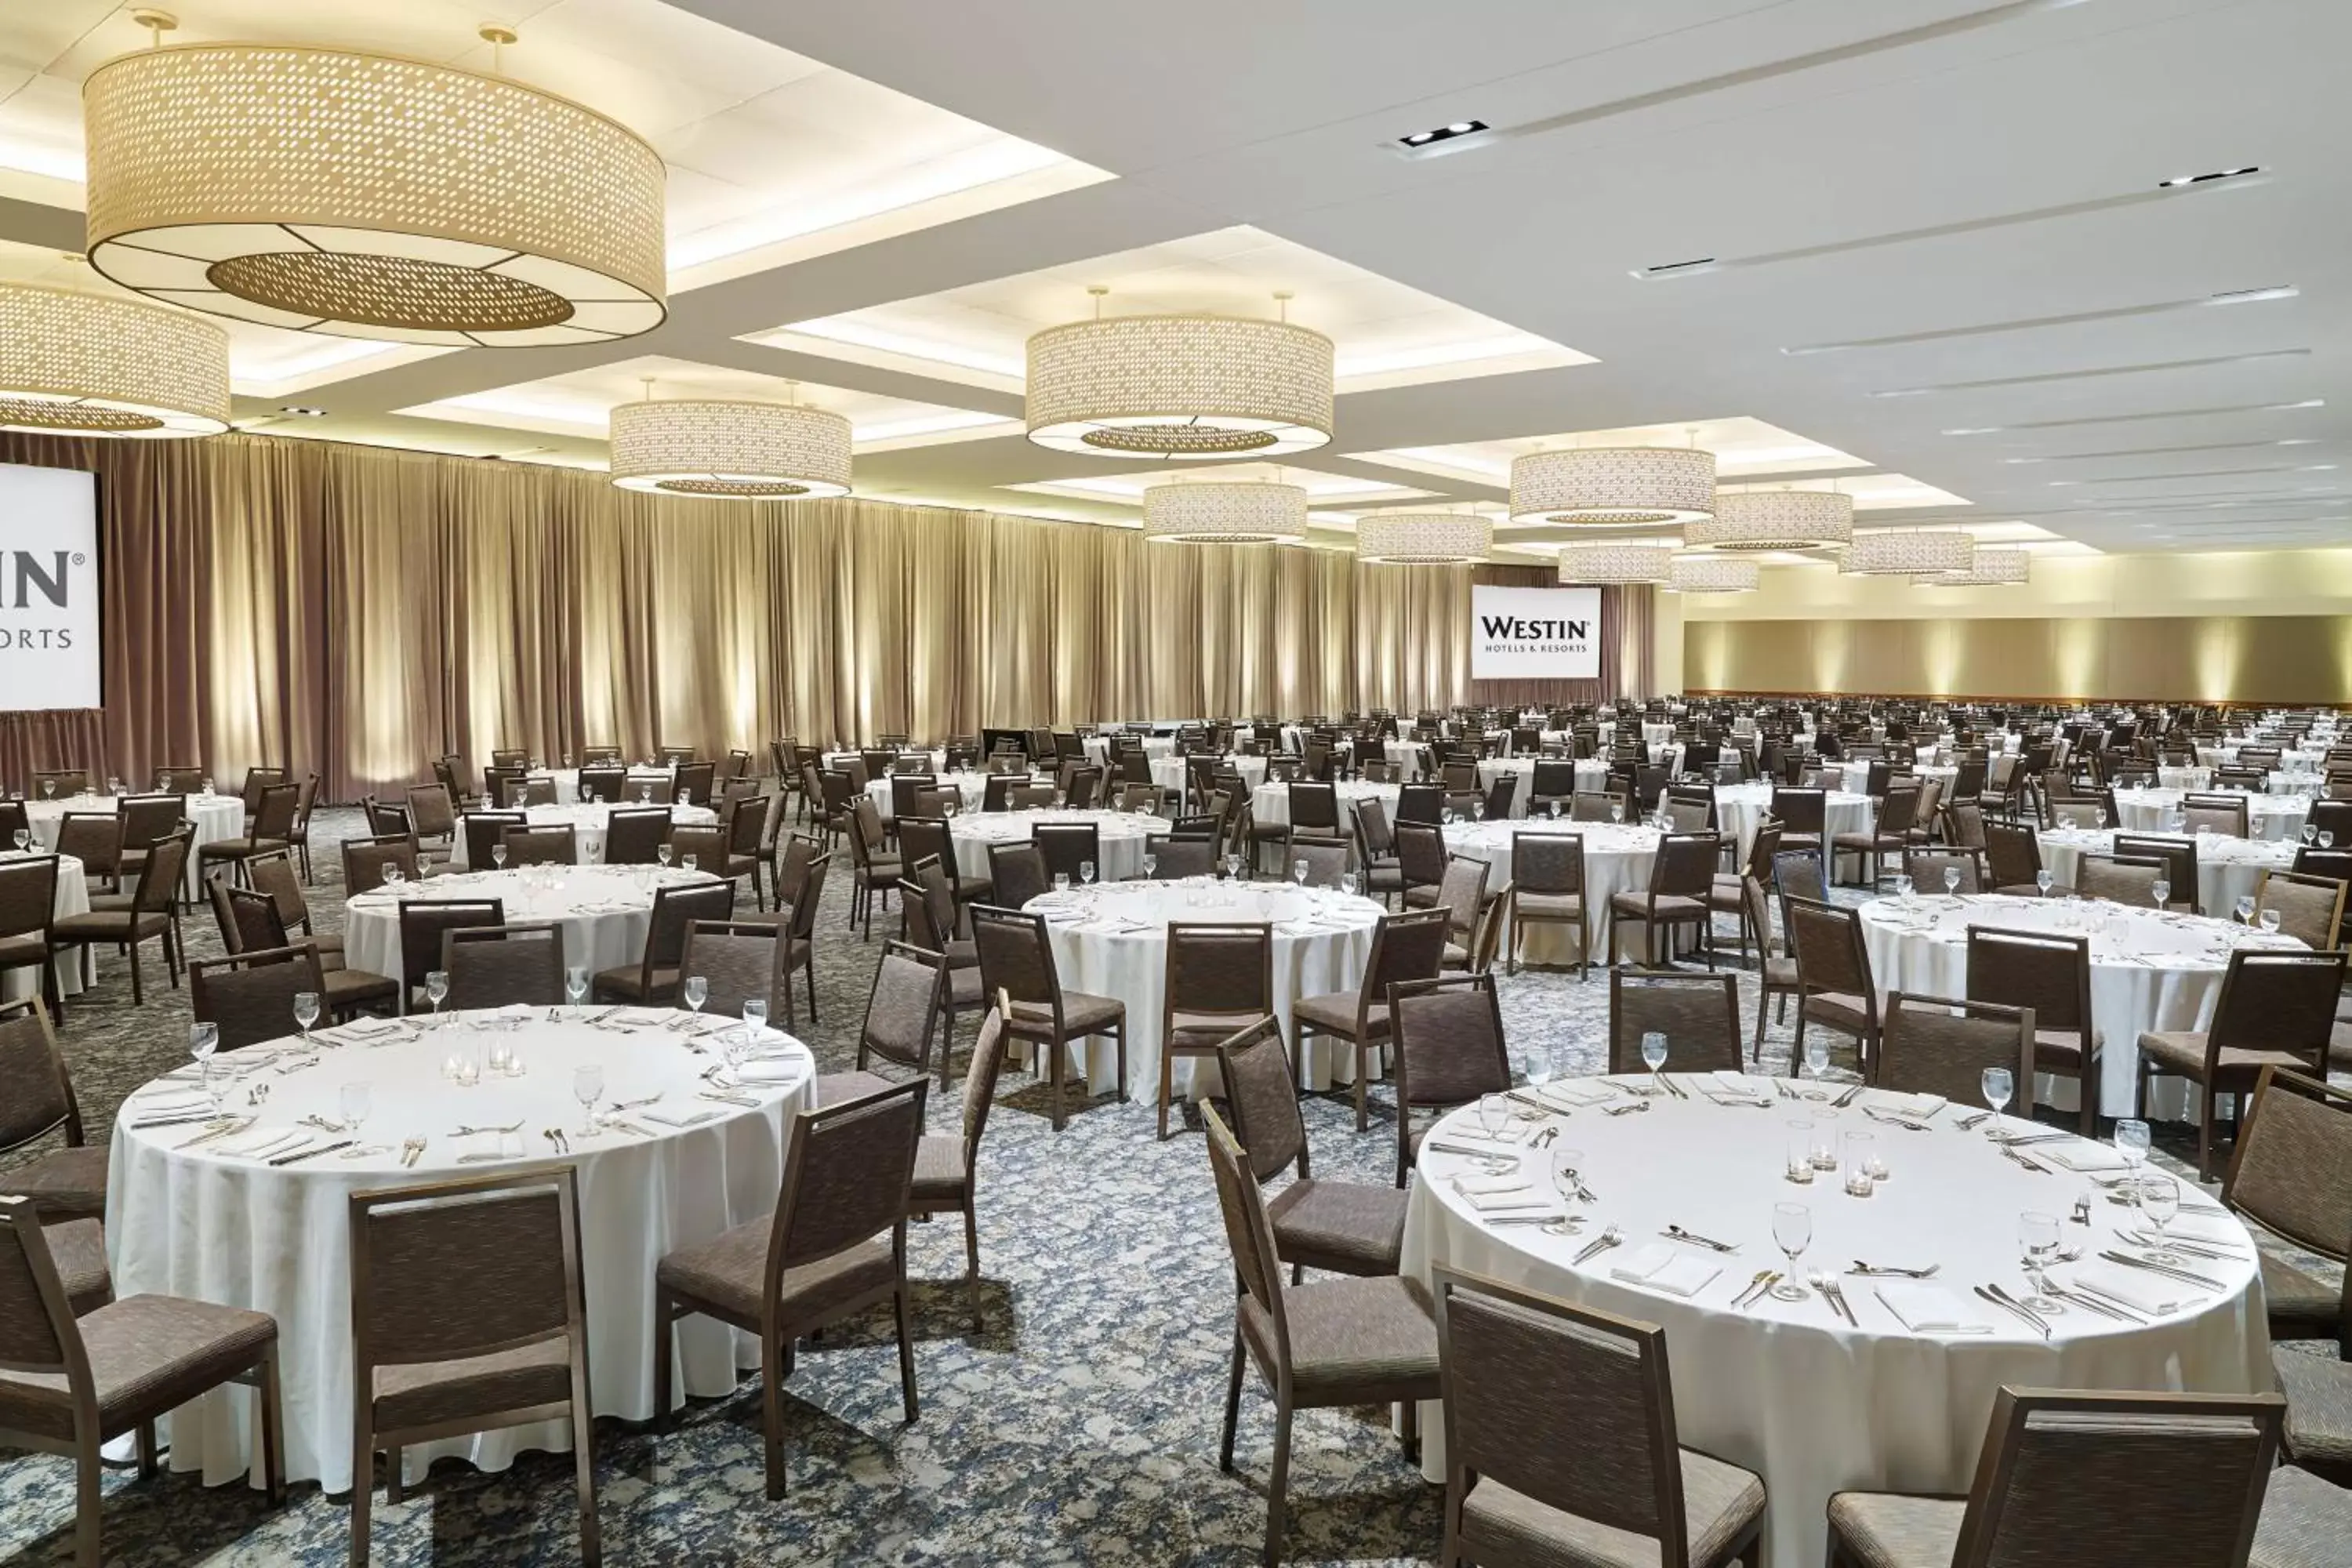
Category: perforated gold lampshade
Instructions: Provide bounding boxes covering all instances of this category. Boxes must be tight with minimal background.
[1510,447,1716,525]
[0,285,229,437]
[1141,481,1308,543]
[1665,554,1759,593]
[1914,546,2031,586]
[1026,314,1334,458]
[1839,531,1975,576]
[1556,544,1673,584]
[1686,488,1853,552]
[608,401,852,499]
[1355,514,1491,564]
[82,44,667,347]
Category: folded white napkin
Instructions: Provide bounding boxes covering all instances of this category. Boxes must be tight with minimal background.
[1459,1185,1552,1213]
[732,1058,801,1084]
[1452,1173,1528,1196]
[1425,1142,1520,1167]
[1539,1080,1619,1109]
[1608,1243,1722,1298]
[134,1091,215,1114]
[2161,1214,2252,1247]
[338,1017,402,1039]
[1874,1281,1994,1334]
[644,1109,722,1130]
[616,1007,670,1026]
[2042,1142,2132,1173]
[1873,1091,1946,1120]
[1038,906,1088,922]
[1705,1071,1773,1104]
[215,1128,310,1160]
[497,1004,535,1024]
[2074,1261,2198,1316]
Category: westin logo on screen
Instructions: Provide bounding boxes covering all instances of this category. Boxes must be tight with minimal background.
[1479,612,1588,648]
[5,550,76,648]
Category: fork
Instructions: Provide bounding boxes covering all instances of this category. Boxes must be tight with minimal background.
[400,1136,426,1168]
[451,1120,524,1137]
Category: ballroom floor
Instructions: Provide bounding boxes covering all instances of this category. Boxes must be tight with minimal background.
[0,809,2334,1566]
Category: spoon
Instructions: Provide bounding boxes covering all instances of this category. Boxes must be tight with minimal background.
[1573,1225,1624,1265]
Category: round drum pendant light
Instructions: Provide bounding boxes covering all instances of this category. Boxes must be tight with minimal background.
[1665,554,1759,593]
[608,399,851,499]
[1556,544,1673,585]
[81,23,667,347]
[1686,488,1853,552]
[1355,513,1492,564]
[1510,447,1716,526]
[1839,531,1974,577]
[1914,546,2031,587]
[1142,481,1308,544]
[0,284,229,437]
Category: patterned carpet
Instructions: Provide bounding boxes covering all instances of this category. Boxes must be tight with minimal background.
[0,808,2336,1566]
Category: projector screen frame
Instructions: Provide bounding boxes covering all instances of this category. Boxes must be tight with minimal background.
[0,460,106,713]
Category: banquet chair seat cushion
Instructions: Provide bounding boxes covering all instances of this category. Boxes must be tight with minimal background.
[1363,864,1405,894]
[2254,1465,2352,1566]
[51,909,169,943]
[49,1216,113,1316]
[1167,1008,1275,1051]
[1005,993,1123,1038]
[2137,1030,2305,1081]
[2260,1252,2343,1341]
[374,1335,571,1430]
[909,1134,969,1202]
[0,932,49,969]
[946,964,984,1007]
[1765,955,1799,988]
[815,1069,895,1105]
[198,837,289,862]
[1443,942,1471,968]
[0,1293,275,1441]
[1265,1177,1406,1276]
[1403,887,1441,910]
[938,937,978,969]
[592,964,680,1003]
[1512,891,1582,919]
[949,877,994,906]
[1237,1274,1437,1400]
[1831,829,1903,853]
[657,1221,894,1327]
[1824,1490,1964,1568]
[1605,892,1708,922]
[1465,1449,1767,1568]
[2272,1348,2352,1470]
[1292,992,1388,1041]
[2030,1025,2092,1069]
[325,967,400,1013]
[1803,989,1874,1035]
[0,1144,109,1220]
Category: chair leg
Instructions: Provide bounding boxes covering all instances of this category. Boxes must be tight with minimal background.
[761,1327,789,1501]
[1114,1024,1127,1103]
[257,1346,286,1507]
[384,1446,402,1504]
[74,1435,102,1568]
[1050,1036,1067,1132]
[1158,1042,1175,1141]
[1351,1033,1370,1132]
[895,1283,920,1422]
[350,1438,373,1568]
[127,941,143,1005]
[1219,1326,1247,1472]
[651,1293,676,1434]
[963,1203,984,1331]
[1262,1399,1294,1568]
[573,1386,601,1567]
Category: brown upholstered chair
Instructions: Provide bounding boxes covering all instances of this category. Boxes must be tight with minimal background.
[652,1080,927,1499]
[49,811,121,895]
[341,833,421,896]
[197,782,299,887]
[1708,819,1783,968]
[1429,853,1491,967]
[500,823,578,867]
[1606,832,1722,967]
[439,923,564,1009]
[1831,782,1917,889]
[49,829,189,1005]
[904,862,986,1058]
[2222,1066,2352,1355]
[1965,925,2097,1134]
[404,783,458,859]
[246,848,340,970]
[1396,821,1448,909]
[677,918,786,1023]
[1203,1104,1439,1567]
[1875,993,2034,1108]
[1294,905,1451,1131]
[0,852,64,1018]
[2074,851,2164,905]
[31,769,89,800]
[210,873,397,1018]
[2182,794,2252,837]
[1434,1267,1766,1568]
[0,997,107,1225]
[1031,821,1102,886]
[1825,1388,2281,1568]
[1901,847,1984,895]
[899,817,986,911]
[907,1000,1011,1330]
[2256,869,2347,950]
[1218,1016,1406,1283]
[1146,831,1218,880]
[114,793,189,896]
[349,1169,597,1566]
[592,880,734,1004]
[601,806,672,866]
[395,898,505,1013]
[1388,972,1513,1188]
[0,1196,285,1568]
[460,811,527,871]
[985,841,1051,910]
[970,904,1126,1131]
[844,797,900,938]
[1608,968,1742,1076]
[1769,786,1826,855]
[1983,818,2056,896]
[818,938,944,1106]
[1784,895,1882,1080]
[2137,949,2347,1179]
[190,943,329,1051]
[771,851,831,1026]
[1157,922,1276,1141]
[1508,830,1589,977]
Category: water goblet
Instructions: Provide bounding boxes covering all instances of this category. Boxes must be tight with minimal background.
[41,779,54,800]
[1893,873,1914,905]
[657,844,674,869]
[2035,869,2053,897]
[1080,860,1097,887]
[1610,802,1624,823]
[1640,1030,1668,1095]
[684,975,708,1020]
[293,990,320,1050]
[200,776,213,796]
[1291,858,1308,888]
[572,1063,605,1137]
[339,1081,373,1139]
[742,998,769,1059]
[1548,1144,1585,1207]
[2018,1210,2063,1313]
[492,843,507,870]
[1803,1036,1832,1102]
[2259,908,2281,936]
[1769,1203,1813,1300]
[1980,1065,2013,1134]
[1225,852,1243,881]
[2234,894,2256,926]
[1475,1092,1511,1141]
[11,829,27,852]
[425,971,449,1028]
[2113,1117,2151,1182]
[189,1022,220,1109]
[1340,871,1359,898]
[2138,1173,2183,1261]
[1142,853,1158,878]
[2302,824,2318,847]
[681,853,699,874]
[1943,866,1961,897]
[565,965,589,1016]
[2093,808,2107,829]
[2150,878,2170,911]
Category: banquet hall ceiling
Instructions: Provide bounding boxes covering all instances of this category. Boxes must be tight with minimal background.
[0,0,2339,559]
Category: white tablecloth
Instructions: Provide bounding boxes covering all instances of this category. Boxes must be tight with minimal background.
[343,866,726,992]
[862,770,1000,822]
[1715,784,1875,864]
[25,792,245,898]
[107,1011,812,1490]
[449,802,715,869]
[1402,1076,2269,1568]
[532,765,675,807]
[2036,828,2296,920]
[1026,881,1383,1094]
[1440,821,1662,964]
[1247,780,1399,833]
[948,810,1170,884]
[1382,739,1435,779]
[1150,753,1268,797]
[2196,744,2326,772]
[1856,894,2305,1116]
[2114,787,2310,841]
[0,848,92,1001]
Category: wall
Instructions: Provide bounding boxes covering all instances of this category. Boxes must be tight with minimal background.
[1679,549,2352,702]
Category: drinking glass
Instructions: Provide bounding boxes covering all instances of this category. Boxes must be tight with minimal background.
[382,863,405,891]
[684,975,708,1018]
[2259,908,2281,935]
[9,829,24,851]
[1225,852,1243,881]
[1052,872,1070,894]
[2233,894,2256,925]
[2035,869,2053,896]
[425,971,449,1027]
[492,844,508,870]
[2322,831,2337,849]
[1549,1144,1585,1205]
[1784,1120,1815,1185]
[681,853,699,873]
[565,965,588,1015]
[1640,1030,1668,1095]
[2302,825,2318,846]
[657,844,674,869]
[2150,878,2170,910]
[1475,1092,1510,1141]
[1893,873,1914,904]
[293,990,320,1048]
[2093,808,2107,829]
[40,779,53,800]
[1943,866,1962,896]
[1080,860,1097,887]
[1803,1036,1831,1102]
[2018,1210,2063,1312]
[1142,853,1158,879]
[1523,1043,1555,1093]
[1610,802,1624,823]
[1769,1203,1813,1300]
[2138,1173,2183,1261]
[1291,858,1308,887]
[1980,1065,2013,1133]
[1842,1131,1877,1196]
[339,1081,373,1138]
[1339,871,1359,898]
[573,1063,604,1136]
[189,1022,220,1109]
[742,998,769,1055]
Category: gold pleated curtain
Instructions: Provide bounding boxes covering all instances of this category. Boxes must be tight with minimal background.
[0,432,1624,798]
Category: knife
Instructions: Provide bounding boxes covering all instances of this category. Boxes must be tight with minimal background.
[1831,1083,1864,1109]
[1974,1284,2049,1338]
[177,1117,256,1149]
[1985,1282,2053,1338]
[1663,1225,1740,1254]
[271,1139,354,1167]
[131,1110,229,1130]
[2099,1250,2225,1291]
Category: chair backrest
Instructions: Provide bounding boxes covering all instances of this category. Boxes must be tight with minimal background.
[0,1196,81,1385]
[1878,993,2034,1105]
[50,810,121,873]
[190,942,328,1051]
[1433,1268,1688,1564]
[2208,949,2345,1065]
[1983,819,2043,889]
[245,848,311,934]
[674,760,717,806]
[1769,786,1826,833]
[209,877,287,955]
[601,807,672,866]
[2223,1066,2352,1272]
[576,767,626,804]
[1355,795,1396,857]
[1202,1104,1292,1364]
[1388,972,1511,1115]
[0,998,77,1153]
[1395,782,1443,825]
[341,833,420,895]
[1213,1017,1307,1182]
[1786,895,1876,1007]
[1606,970,1741,1073]
[1359,906,1452,1020]
[1031,822,1101,884]
[1569,789,1619,822]
[2114,833,2195,901]
[2182,797,2249,837]
[501,823,578,867]
[1285,834,1352,888]
[1902,848,1984,895]
[1945,1388,2282,1568]
[970,904,1063,1018]
[1770,847,1826,906]
[241,765,289,813]
[1646,833,1720,898]
[462,811,528,869]
[118,791,186,851]
[1434,853,1490,942]
[987,842,1051,909]
[1145,833,1216,880]
[1394,821,1448,885]
[396,899,505,991]
[2254,869,2346,949]
[1510,830,1584,895]
[676,920,782,1018]
[0,855,60,943]
[641,880,736,975]
[860,941,945,1071]
[441,923,564,1009]
[1965,926,2091,1033]
[122,829,190,913]
[1165,922,1273,1019]
[768,1081,928,1297]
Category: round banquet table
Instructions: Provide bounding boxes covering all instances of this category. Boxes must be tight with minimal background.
[1474,758,1610,816]
[532,764,675,806]
[1401,1075,2270,1567]
[2035,827,2296,920]
[1025,880,1384,1094]
[862,769,999,821]
[0,848,93,1002]
[1856,893,2306,1117]
[24,790,245,898]
[448,801,715,869]
[343,866,728,990]
[1837,761,1956,797]
[2196,744,2327,772]
[1248,779,1399,832]
[947,809,1170,884]
[1439,821,1661,964]
[1082,735,1175,768]
[2113,786,2310,841]
[1715,783,1875,864]
[106,1009,813,1490]
[1150,753,1268,797]
[1382,739,1435,779]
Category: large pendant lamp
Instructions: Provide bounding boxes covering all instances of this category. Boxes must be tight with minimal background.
[1665,554,1760,593]
[1915,546,2031,587]
[1557,543,1673,584]
[1142,481,1308,544]
[1511,446,1716,526]
[1686,488,1853,552]
[0,284,229,437]
[1355,513,1492,564]
[1026,289,1333,459]
[608,390,851,499]
[1839,531,1974,577]
[81,20,666,347]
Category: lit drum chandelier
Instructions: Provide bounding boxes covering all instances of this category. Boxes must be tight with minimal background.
[1511,446,1716,526]
[1026,289,1333,459]
[1665,554,1759,593]
[608,396,852,499]
[1686,488,1853,552]
[1557,543,1673,584]
[1355,513,1492,564]
[1839,530,1974,577]
[1915,546,2031,587]
[81,20,667,347]
[1142,481,1308,544]
[0,284,229,437]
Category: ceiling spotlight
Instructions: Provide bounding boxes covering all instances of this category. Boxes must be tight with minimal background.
[1396,118,1487,150]
[2159,166,2260,187]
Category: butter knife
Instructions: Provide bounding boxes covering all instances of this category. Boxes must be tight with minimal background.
[2100,1250,2225,1291]
[1985,1282,2053,1338]
[1974,1283,2049,1338]
[271,1139,353,1167]
[1664,1224,1740,1254]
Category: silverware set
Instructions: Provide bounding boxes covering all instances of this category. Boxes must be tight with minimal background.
[1860,1108,1931,1132]
[2117,1229,2246,1261]
[2100,1250,2225,1291]
[1602,1100,1650,1117]
[2046,1283,2148,1324]
[1847,1261,1939,1279]
[1810,1272,1860,1325]
[1573,1225,1623,1265]
[177,1116,256,1149]
[2001,1146,2051,1174]
[399,1137,426,1168]
[270,1139,352,1167]
[545,1127,573,1154]
[1663,1224,1740,1254]
[1975,1283,2051,1338]
[1730,1271,1780,1308]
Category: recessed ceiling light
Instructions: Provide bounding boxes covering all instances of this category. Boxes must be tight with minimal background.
[1396,118,1488,150]
[2160,166,2260,187]
[277,405,328,417]
[2207,285,2298,305]
[1632,256,1718,280]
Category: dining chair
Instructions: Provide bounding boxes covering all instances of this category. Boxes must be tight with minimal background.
[402,784,459,860]
[394,899,504,1013]
[970,905,1126,1131]
[349,1169,597,1566]
[0,852,64,1019]
[677,918,786,1023]
[1831,782,1917,889]
[1767,786,1826,855]
[1159,922,1276,1141]
[2221,1065,2352,1355]
[2136,949,2347,1179]
[1387,972,1513,1188]
[822,938,946,1106]
[907,1000,1011,1330]
[341,833,420,896]
[0,1196,286,1568]
[1874,993,2035,1107]
[1708,820,1783,967]
[1608,968,1742,1076]
[1784,895,1882,1080]
[501,823,579,867]
[576,766,627,804]
[190,943,330,1051]
[2074,852,2165,905]
[1900,847,1985,895]
[1294,906,1452,1131]
[592,880,735,1005]
[117,793,191,897]
[904,865,987,1071]
[1033,821,1102,886]
[1507,830,1588,978]
[0,996,107,1225]
[772,852,831,1026]
[1606,832,1721,967]
[1396,822,1450,912]
[1352,797,1403,906]
[1146,832,1218,880]
[1825,1388,2281,1568]
[1433,1266,1766,1568]
[2183,795,2252,837]
[986,842,1051,909]
[48,829,190,1005]
[1983,819,2053,895]
[1203,1105,1439,1567]
[844,799,902,938]
[2254,869,2347,949]
[598,806,672,866]
[1964,925,2097,1134]
[652,1080,927,1499]
[440,922,564,1009]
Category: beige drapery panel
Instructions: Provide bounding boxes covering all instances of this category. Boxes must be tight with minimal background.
[0,432,1616,798]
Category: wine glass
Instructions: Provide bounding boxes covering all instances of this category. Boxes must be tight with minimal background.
[572,1062,604,1136]
[683,976,708,1022]
[425,971,449,1027]
[10,829,27,852]
[1475,1092,1510,1141]
[2093,808,2107,829]
[1340,871,1359,898]
[2150,877,2170,911]
[1548,1143,1584,1205]
[2322,831,2336,849]
[1803,1036,1832,1102]
[1640,1030,1668,1095]
[1291,858,1308,888]
[742,998,769,1058]
[1080,860,1097,887]
[2017,1210,2063,1313]
[293,990,320,1050]
[2301,824,2317,847]
[382,862,405,893]
[1610,801,1624,823]
[40,779,54,800]
[189,1022,220,1109]
[1893,872,1914,906]
[2234,894,2256,926]
[339,1081,373,1139]
[491,843,508,870]
[2035,869,2053,897]
[2259,908,2281,936]
[2138,1173,2183,1261]
[657,844,674,870]
[681,852,699,874]
[1980,1065,2013,1134]
[1225,851,1243,881]
[565,965,588,1016]
[1769,1202,1813,1301]
[1142,852,1159,879]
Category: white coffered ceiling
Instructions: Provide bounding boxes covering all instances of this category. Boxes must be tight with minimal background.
[0,0,2340,557]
